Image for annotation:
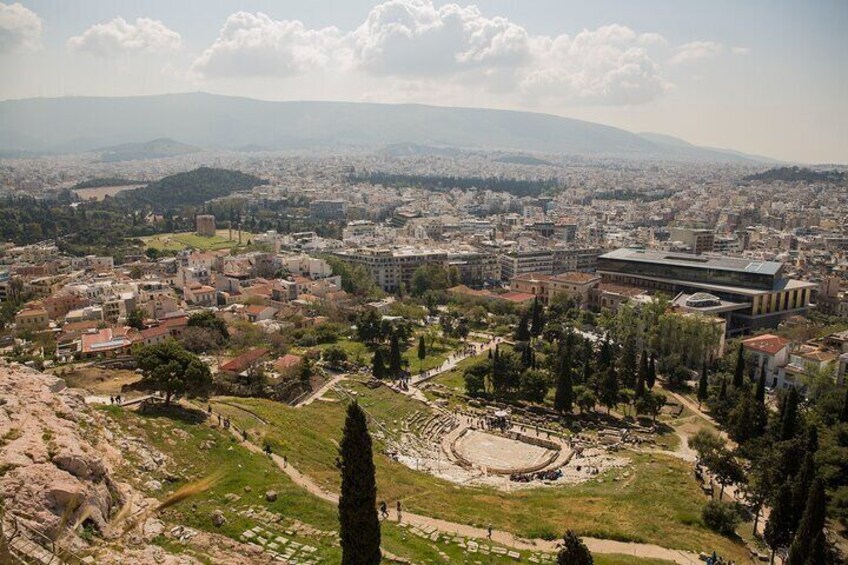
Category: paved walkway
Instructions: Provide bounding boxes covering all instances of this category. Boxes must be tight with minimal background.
[294,373,346,407]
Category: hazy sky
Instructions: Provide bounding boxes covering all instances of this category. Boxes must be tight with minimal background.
[1,0,846,163]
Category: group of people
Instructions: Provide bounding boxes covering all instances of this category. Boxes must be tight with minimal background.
[378,500,403,522]
[108,395,123,405]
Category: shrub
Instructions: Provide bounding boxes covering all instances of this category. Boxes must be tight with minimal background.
[701,500,740,536]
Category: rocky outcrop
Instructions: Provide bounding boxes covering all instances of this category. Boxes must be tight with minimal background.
[0,363,126,550]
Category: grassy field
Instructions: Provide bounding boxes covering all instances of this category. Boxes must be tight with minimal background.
[216,382,750,562]
[142,230,257,252]
[99,404,669,564]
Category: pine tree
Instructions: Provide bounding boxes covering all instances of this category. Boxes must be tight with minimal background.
[371,349,386,380]
[785,478,826,565]
[697,363,709,405]
[338,402,381,565]
[389,332,403,378]
[556,531,593,565]
[764,482,794,564]
[779,387,800,441]
[756,363,767,403]
[733,343,745,387]
[647,353,657,389]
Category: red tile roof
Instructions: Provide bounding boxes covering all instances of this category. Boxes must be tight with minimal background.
[742,334,790,356]
[219,348,270,373]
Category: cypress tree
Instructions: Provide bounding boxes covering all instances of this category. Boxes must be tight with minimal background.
[840,386,848,423]
[804,532,827,565]
[755,363,767,403]
[790,427,819,532]
[718,376,727,401]
[530,297,544,337]
[371,349,386,380]
[515,310,531,342]
[779,387,800,441]
[647,353,657,389]
[417,335,426,370]
[339,402,381,565]
[598,336,613,372]
[389,332,403,378]
[733,343,745,387]
[764,482,794,564]
[697,363,709,405]
[785,478,826,565]
[599,365,619,414]
[554,347,574,415]
[635,350,648,398]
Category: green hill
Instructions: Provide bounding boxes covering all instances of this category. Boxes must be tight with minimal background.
[118,167,267,211]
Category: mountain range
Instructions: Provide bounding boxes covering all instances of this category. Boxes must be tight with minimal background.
[0,92,773,162]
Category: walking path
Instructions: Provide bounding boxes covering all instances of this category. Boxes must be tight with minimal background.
[200,400,700,565]
[294,373,346,407]
[410,334,503,387]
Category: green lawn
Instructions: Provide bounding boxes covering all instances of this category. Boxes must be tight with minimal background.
[141,230,257,252]
[217,382,750,562]
[104,404,602,564]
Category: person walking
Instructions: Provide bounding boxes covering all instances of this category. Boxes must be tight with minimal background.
[487,524,492,540]
[396,500,402,523]
[379,501,388,520]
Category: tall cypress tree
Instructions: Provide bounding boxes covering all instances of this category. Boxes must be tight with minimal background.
[779,387,800,441]
[554,343,574,414]
[371,349,386,380]
[785,478,826,565]
[389,332,403,378]
[790,427,819,532]
[530,297,544,337]
[417,335,426,371]
[515,310,531,342]
[598,336,613,372]
[718,376,728,401]
[339,402,381,565]
[635,350,648,398]
[697,363,709,405]
[755,363,767,403]
[647,353,657,389]
[733,343,745,387]
[764,482,794,564]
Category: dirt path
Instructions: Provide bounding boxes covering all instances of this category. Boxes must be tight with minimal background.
[295,373,346,407]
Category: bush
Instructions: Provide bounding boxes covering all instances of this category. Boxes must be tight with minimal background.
[701,500,740,536]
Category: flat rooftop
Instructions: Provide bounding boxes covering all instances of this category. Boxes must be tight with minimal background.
[599,248,783,276]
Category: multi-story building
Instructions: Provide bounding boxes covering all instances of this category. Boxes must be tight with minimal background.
[310,199,347,220]
[669,227,715,255]
[447,250,499,287]
[331,247,448,292]
[498,249,553,281]
[552,247,601,273]
[597,248,817,334]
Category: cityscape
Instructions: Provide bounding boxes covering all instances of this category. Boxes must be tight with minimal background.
[0,2,846,565]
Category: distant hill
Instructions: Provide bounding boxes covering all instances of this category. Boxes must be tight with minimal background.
[117,167,267,211]
[637,132,775,162]
[98,137,200,162]
[494,154,555,166]
[0,93,771,162]
[743,166,845,183]
[72,177,143,189]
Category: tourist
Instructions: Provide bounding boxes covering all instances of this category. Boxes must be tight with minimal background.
[283,455,287,468]
[487,524,492,540]
[109,396,114,405]
[396,501,402,522]
[379,501,388,520]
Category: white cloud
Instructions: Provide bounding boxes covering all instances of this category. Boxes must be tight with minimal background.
[732,46,750,55]
[68,17,181,57]
[669,41,723,65]
[350,0,530,75]
[0,2,41,53]
[190,1,729,106]
[193,12,344,77]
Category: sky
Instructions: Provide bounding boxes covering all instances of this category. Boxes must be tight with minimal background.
[0,0,846,163]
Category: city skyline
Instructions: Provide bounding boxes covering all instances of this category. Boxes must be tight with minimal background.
[0,0,846,163]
